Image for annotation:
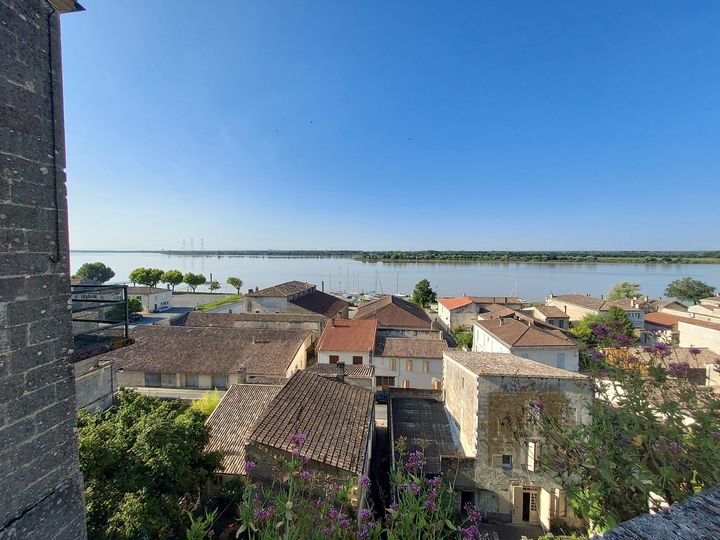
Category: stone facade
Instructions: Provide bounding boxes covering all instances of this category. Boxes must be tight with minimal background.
[0,0,87,537]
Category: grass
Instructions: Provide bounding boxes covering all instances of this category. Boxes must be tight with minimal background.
[195,293,244,312]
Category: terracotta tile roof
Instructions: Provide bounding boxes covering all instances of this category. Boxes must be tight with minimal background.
[438,297,472,310]
[247,281,314,298]
[445,350,586,379]
[679,318,720,331]
[531,305,569,318]
[645,312,692,329]
[468,296,522,305]
[317,319,378,352]
[101,325,311,377]
[205,384,282,475]
[306,363,375,379]
[550,294,646,312]
[374,337,448,358]
[249,371,374,474]
[478,304,518,318]
[354,295,431,329]
[175,311,325,327]
[289,290,349,318]
[438,296,522,311]
[474,317,576,348]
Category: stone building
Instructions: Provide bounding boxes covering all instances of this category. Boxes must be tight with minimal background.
[246,280,349,318]
[245,370,375,508]
[373,336,447,389]
[436,296,523,330]
[353,294,432,330]
[316,318,378,366]
[1,0,87,537]
[442,350,590,529]
[545,294,647,327]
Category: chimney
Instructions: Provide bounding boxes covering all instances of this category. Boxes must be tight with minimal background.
[336,361,345,382]
[564,305,567,314]
[322,280,325,292]
[499,318,503,326]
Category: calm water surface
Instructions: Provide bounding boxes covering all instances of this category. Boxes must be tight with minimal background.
[69,252,720,301]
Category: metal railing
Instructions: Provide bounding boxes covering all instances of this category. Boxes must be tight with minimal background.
[71,283,131,360]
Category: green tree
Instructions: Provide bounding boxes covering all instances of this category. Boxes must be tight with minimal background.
[602,306,637,345]
[78,389,221,539]
[184,273,206,293]
[106,296,143,321]
[208,280,221,293]
[451,324,473,350]
[227,276,243,294]
[665,277,716,304]
[607,281,641,300]
[190,390,221,417]
[74,261,115,283]
[161,269,184,292]
[128,267,146,286]
[523,335,720,533]
[569,313,603,348]
[411,279,437,308]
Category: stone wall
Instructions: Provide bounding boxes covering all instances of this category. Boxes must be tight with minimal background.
[0,0,87,537]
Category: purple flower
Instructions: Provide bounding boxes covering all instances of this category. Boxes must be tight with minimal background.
[423,500,437,511]
[327,507,339,519]
[298,470,311,480]
[614,333,630,345]
[427,490,437,502]
[591,351,605,361]
[405,450,426,470]
[290,433,307,447]
[668,362,691,378]
[253,506,276,522]
[428,476,442,488]
[245,461,256,473]
[389,502,398,511]
[459,525,482,540]
[315,497,325,508]
[339,516,351,529]
[406,483,421,495]
[359,509,373,522]
[591,323,610,339]
[359,475,371,488]
[464,502,483,524]
[271,465,280,474]
[530,400,545,413]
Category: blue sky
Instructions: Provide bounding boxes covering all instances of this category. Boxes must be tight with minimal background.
[61,1,720,250]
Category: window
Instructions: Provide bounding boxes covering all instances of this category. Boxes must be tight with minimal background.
[389,358,397,371]
[212,375,228,390]
[185,374,199,388]
[406,359,413,372]
[376,376,395,388]
[423,360,430,373]
[352,355,363,365]
[144,372,161,387]
[502,454,513,469]
[556,353,565,369]
[402,379,410,389]
[329,355,340,364]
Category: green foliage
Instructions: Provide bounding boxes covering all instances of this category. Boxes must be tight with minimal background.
[665,277,715,304]
[183,272,207,292]
[569,314,602,348]
[603,306,636,344]
[228,434,486,539]
[195,293,244,312]
[411,279,437,308]
[128,267,164,288]
[607,282,641,300]
[106,296,143,321]
[451,324,473,350]
[161,269,184,292]
[208,280,221,293]
[227,276,244,294]
[190,390,221,418]
[78,389,221,539]
[74,261,115,283]
[527,337,720,533]
[185,509,217,540]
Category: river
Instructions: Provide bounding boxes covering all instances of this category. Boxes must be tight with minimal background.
[69,252,720,302]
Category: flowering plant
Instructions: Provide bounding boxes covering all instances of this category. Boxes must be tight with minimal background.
[524,330,720,533]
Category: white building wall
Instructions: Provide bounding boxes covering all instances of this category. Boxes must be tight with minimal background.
[373,356,442,389]
[317,350,372,365]
[442,356,479,456]
[679,321,720,353]
[472,325,512,354]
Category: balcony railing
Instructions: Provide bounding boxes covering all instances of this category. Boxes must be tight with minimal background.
[71,283,132,361]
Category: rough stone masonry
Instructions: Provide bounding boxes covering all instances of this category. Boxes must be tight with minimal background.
[0,0,87,538]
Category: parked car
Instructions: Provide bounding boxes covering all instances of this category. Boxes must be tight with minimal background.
[129,313,143,322]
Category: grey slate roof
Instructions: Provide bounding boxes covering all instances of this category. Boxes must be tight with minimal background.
[598,488,720,540]
[445,350,585,379]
